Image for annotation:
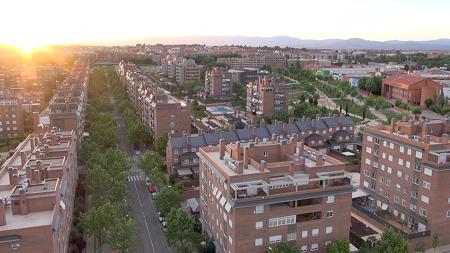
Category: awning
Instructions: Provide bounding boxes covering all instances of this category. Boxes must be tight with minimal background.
[352,188,369,199]
[186,198,200,213]
[342,151,355,156]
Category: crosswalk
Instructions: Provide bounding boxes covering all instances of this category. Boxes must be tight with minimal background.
[127,155,141,163]
[128,174,146,182]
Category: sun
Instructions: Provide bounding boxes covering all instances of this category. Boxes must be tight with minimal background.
[16,41,46,55]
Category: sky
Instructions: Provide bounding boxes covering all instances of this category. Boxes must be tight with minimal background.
[1,0,450,49]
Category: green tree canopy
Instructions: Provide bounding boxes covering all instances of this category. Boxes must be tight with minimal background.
[269,242,299,253]
[327,239,350,253]
[166,208,200,253]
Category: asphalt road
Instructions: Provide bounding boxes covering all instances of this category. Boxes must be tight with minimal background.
[110,92,173,253]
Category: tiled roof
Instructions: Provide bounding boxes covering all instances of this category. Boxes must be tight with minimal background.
[169,115,353,149]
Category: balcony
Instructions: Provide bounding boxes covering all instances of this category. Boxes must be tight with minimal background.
[352,200,430,240]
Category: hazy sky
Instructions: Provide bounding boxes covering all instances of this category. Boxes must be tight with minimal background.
[2,0,450,48]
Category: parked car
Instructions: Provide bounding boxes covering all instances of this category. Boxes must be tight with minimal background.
[147,182,156,193]
[152,192,158,200]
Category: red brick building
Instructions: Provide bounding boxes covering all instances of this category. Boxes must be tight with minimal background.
[357,117,450,250]
[205,67,232,99]
[246,77,289,122]
[0,127,78,253]
[382,74,443,107]
[198,136,353,253]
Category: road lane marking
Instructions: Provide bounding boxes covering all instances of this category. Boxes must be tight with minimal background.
[133,181,156,253]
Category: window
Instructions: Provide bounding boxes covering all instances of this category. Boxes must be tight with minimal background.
[410,204,417,212]
[388,155,393,161]
[327,195,334,203]
[326,210,334,218]
[367,136,373,142]
[263,151,269,157]
[447,210,450,218]
[312,228,319,236]
[394,195,400,203]
[364,181,369,188]
[397,170,402,178]
[365,158,371,165]
[366,147,372,154]
[423,181,431,189]
[269,235,282,244]
[255,238,263,246]
[256,221,263,229]
[400,146,405,153]
[424,168,433,176]
[302,230,308,238]
[326,226,333,234]
[407,148,412,155]
[390,143,394,149]
[311,243,319,251]
[419,208,428,217]
[383,141,387,147]
[398,159,403,166]
[287,232,297,241]
[387,167,392,174]
[268,216,296,227]
[416,151,423,159]
[382,153,386,159]
[406,161,410,168]
[421,195,429,204]
[255,205,264,214]
[301,245,308,253]
[364,170,370,177]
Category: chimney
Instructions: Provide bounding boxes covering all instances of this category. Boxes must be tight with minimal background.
[289,117,295,124]
[288,162,295,176]
[236,161,243,174]
[243,147,249,169]
[44,145,49,157]
[280,139,288,159]
[255,137,259,144]
[219,139,226,160]
[297,142,304,156]
[20,151,26,166]
[25,166,32,179]
[316,153,324,167]
[8,167,19,186]
[260,119,266,128]
[0,199,6,226]
[19,188,28,215]
[442,133,449,143]
[282,123,288,134]
[32,170,41,184]
[272,134,277,141]
[260,160,267,172]
[390,119,397,133]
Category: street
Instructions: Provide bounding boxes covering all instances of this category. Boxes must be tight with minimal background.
[111,92,174,253]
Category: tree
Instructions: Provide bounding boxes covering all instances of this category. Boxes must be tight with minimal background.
[154,133,169,156]
[127,120,148,147]
[155,186,182,215]
[415,242,426,253]
[362,106,367,120]
[345,102,349,115]
[272,111,291,123]
[139,151,163,174]
[432,233,440,253]
[109,215,137,253]
[327,239,350,253]
[366,76,383,95]
[358,77,368,91]
[81,202,117,252]
[425,98,434,108]
[412,107,422,115]
[268,242,299,253]
[166,208,200,253]
[374,228,409,253]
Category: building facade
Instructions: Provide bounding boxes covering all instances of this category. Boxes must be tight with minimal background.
[0,127,78,253]
[167,115,356,186]
[246,77,289,122]
[0,97,24,139]
[176,59,202,84]
[117,61,192,139]
[198,136,353,253]
[358,117,450,249]
[205,67,233,99]
[382,74,443,108]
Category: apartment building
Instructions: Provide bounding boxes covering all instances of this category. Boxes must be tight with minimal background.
[0,126,78,253]
[217,55,287,70]
[0,97,24,139]
[117,61,192,139]
[357,117,450,249]
[198,136,354,253]
[382,74,443,108]
[167,115,356,186]
[247,76,289,122]
[205,67,233,99]
[176,59,202,83]
[48,60,89,141]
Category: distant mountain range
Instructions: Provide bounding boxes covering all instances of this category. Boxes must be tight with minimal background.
[131,36,450,51]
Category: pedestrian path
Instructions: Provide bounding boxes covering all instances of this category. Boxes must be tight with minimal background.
[128,174,146,182]
[127,155,141,162]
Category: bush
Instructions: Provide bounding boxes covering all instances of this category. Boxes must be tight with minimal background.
[425,98,434,108]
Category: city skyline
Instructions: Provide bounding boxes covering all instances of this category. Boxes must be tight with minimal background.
[2,0,450,51]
